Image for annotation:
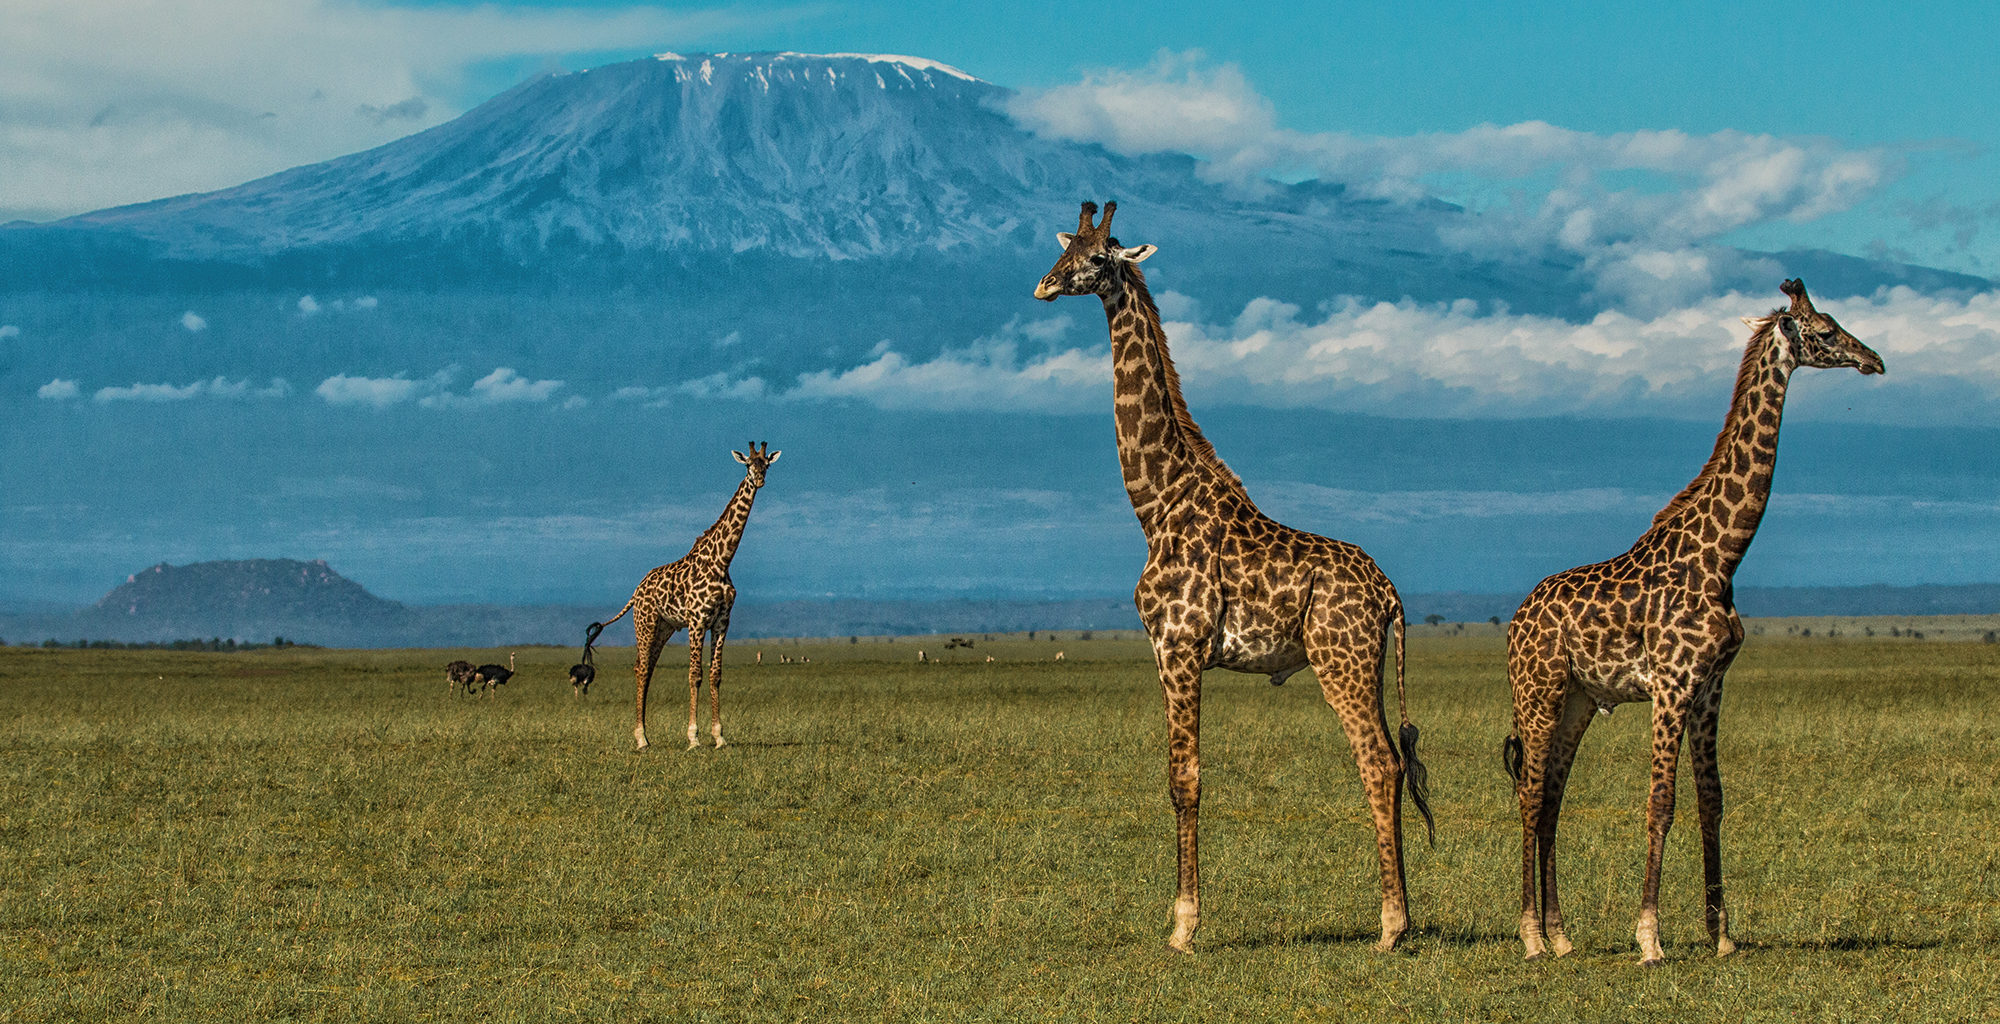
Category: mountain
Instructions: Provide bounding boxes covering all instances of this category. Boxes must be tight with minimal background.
[77,559,407,644]
[7,52,1982,307]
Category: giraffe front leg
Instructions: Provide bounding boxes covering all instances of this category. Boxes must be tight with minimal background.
[708,620,729,748]
[1688,681,1735,957]
[686,630,705,751]
[1636,700,1690,966]
[1156,643,1204,953]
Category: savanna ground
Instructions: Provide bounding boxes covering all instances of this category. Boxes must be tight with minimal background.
[2,621,1997,1022]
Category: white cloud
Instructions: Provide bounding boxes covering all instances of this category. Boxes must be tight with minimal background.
[37,378,79,400]
[746,287,2000,423]
[1005,52,1900,298]
[93,376,290,402]
[458,367,563,404]
[0,325,20,340]
[297,295,321,316]
[180,310,207,332]
[316,373,427,407]
[0,0,798,223]
[318,366,561,407]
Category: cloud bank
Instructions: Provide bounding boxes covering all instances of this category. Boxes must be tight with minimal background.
[703,287,2000,423]
[90,377,292,402]
[315,367,565,408]
[1002,52,1908,312]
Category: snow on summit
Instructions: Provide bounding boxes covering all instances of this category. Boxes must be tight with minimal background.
[651,50,981,85]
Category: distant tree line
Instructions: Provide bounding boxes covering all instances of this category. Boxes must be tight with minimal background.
[0,636,315,651]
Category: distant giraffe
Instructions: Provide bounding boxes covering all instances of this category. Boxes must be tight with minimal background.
[1505,280,1882,965]
[1036,201,1433,953]
[590,443,779,750]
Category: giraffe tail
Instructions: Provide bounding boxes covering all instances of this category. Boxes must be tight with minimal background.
[1502,732,1524,784]
[1387,589,1436,847]
[587,599,636,656]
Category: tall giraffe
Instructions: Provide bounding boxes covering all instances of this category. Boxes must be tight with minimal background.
[1505,280,1882,965]
[1036,201,1433,953]
[590,442,780,751]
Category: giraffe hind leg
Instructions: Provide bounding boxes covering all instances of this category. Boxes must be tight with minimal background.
[633,620,668,751]
[1535,690,1597,958]
[1509,658,1571,960]
[686,628,705,750]
[1688,676,1736,957]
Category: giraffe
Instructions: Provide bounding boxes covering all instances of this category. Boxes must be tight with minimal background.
[1036,201,1434,953]
[589,442,780,751]
[1505,279,1882,965]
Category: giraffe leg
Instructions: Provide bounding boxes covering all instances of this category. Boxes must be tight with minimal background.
[1154,641,1205,953]
[708,618,730,748]
[1302,604,1412,953]
[686,629,705,750]
[1636,697,1691,966]
[633,621,668,752]
[1535,690,1597,958]
[1508,655,1568,960]
[1688,677,1735,957]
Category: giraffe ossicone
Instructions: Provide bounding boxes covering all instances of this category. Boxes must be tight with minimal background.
[1037,200,1434,954]
[1504,279,1881,965]
[587,442,780,751]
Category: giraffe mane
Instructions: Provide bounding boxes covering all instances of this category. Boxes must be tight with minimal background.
[1648,313,1781,529]
[1124,266,1247,495]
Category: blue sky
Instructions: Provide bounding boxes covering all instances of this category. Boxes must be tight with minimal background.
[7,0,1997,277]
[5,1,1999,608]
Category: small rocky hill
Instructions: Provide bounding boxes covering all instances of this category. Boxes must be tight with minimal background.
[79,559,408,645]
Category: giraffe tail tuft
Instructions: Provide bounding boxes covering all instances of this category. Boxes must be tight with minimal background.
[1399,721,1436,847]
[1502,732,1524,784]
[1384,591,1436,847]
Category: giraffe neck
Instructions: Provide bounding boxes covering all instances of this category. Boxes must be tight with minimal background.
[1646,323,1794,577]
[1101,272,1248,526]
[690,475,759,568]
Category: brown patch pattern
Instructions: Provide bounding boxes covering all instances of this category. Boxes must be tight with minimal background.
[1504,280,1882,964]
[1037,201,1433,954]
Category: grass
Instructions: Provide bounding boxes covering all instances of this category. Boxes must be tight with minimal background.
[2,628,1997,1022]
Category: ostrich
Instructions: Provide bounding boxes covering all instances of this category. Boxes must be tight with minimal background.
[445,659,477,696]
[472,653,516,696]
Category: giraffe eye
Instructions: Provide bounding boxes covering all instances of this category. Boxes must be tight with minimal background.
[1088,252,1107,266]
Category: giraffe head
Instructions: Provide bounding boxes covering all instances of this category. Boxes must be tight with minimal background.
[1033,200,1157,301]
[732,441,781,488]
[1751,279,1884,375]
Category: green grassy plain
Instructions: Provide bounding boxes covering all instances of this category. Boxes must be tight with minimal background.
[2,626,1997,1022]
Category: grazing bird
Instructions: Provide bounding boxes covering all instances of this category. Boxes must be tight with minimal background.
[1504,279,1883,965]
[445,659,476,696]
[589,443,779,751]
[472,653,516,697]
[1036,200,1432,954]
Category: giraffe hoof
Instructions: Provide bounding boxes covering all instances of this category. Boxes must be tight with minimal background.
[713,738,729,749]
[1164,941,1193,955]
[1639,957,1665,968]
[1524,951,1547,962]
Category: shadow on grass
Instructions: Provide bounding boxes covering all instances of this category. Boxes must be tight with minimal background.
[1226,925,1520,952]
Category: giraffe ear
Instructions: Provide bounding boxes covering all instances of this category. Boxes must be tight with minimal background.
[733,450,749,465]
[1056,232,1076,250]
[1119,244,1157,264]
[766,450,780,463]
[1775,315,1802,344]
